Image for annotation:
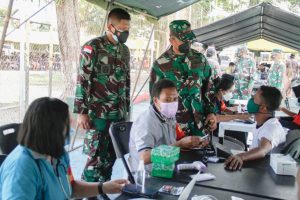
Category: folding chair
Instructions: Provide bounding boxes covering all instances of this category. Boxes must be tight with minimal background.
[283,138,300,160]
[282,129,300,160]
[0,123,20,154]
[109,121,135,184]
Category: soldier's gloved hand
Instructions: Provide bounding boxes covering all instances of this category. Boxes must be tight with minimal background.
[77,114,91,130]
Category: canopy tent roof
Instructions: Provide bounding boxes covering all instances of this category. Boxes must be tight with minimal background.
[247,39,298,53]
[88,0,201,20]
[193,3,300,52]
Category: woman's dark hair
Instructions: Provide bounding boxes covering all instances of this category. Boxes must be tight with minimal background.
[17,97,70,158]
[214,74,235,91]
[151,79,176,98]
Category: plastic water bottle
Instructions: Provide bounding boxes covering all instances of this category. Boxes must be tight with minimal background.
[135,160,145,193]
[237,103,242,113]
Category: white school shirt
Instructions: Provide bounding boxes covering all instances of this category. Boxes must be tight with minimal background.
[250,118,286,153]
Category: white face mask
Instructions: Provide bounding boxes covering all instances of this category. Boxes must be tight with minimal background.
[223,92,233,101]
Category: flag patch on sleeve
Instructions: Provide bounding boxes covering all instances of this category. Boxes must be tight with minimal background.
[83,45,93,54]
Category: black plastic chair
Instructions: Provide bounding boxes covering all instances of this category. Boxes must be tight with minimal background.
[0,123,20,154]
[109,121,135,184]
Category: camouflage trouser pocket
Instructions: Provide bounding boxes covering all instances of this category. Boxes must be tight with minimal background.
[82,118,110,157]
[83,129,99,157]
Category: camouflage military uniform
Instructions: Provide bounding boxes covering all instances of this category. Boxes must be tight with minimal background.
[268,61,286,92]
[206,47,221,81]
[150,20,214,136]
[207,58,221,80]
[233,49,256,100]
[74,35,130,182]
[267,49,286,92]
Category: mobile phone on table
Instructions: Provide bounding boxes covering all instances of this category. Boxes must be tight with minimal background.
[122,184,158,199]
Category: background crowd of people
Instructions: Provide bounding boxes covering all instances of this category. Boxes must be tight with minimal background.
[196,43,299,100]
[0,52,61,71]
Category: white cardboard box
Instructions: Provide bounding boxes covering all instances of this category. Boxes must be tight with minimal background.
[270,154,297,176]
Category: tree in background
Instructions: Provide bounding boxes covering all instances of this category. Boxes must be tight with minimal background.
[55,0,80,99]
[79,0,104,36]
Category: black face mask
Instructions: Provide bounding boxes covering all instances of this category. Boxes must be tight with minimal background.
[116,30,129,44]
[178,42,190,54]
[112,25,129,44]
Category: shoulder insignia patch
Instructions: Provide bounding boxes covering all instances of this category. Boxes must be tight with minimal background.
[83,45,93,54]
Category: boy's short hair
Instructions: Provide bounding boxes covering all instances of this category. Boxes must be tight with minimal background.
[260,85,282,112]
[151,79,177,98]
[229,62,235,66]
[108,8,131,24]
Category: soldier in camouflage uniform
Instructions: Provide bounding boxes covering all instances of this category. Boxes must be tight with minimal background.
[206,47,221,80]
[233,46,256,100]
[150,20,217,136]
[268,49,286,93]
[73,8,131,191]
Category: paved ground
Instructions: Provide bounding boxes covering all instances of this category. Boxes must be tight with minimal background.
[0,70,150,126]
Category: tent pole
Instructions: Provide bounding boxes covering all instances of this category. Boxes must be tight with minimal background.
[100,1,113,35]
[48,25,54,97]
[0,0,14,57]
[130,24,155,101]
[19,10,30,121]
[132,77,149,103]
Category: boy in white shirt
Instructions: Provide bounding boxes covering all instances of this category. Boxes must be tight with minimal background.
[225,86,286,171]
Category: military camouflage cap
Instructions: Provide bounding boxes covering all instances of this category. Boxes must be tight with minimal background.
[169,20,196,41]
[206,47,216,57]
[236,46,248,54]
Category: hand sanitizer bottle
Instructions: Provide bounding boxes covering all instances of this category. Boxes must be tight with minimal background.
[136,160,145,193]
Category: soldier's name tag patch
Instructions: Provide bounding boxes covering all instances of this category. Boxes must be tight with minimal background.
[83,45,93,54]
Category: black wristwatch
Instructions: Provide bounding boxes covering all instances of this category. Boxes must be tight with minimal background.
[98,182,103,194]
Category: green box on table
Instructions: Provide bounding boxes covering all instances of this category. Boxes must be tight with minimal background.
[151,145,180,178]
